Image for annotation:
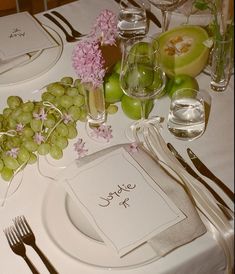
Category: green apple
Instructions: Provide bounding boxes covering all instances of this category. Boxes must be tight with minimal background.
[104,72,124,103]
[166,74,199,97]
[112,60,121,74]
[126,63,154,89]
[121,95,154,120]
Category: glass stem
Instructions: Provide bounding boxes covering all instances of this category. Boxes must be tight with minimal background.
[161,10,168,32]
[140,100,146,120]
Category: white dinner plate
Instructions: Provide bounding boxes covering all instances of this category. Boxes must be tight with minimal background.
[42,183,159,270]
[0,25,63,87]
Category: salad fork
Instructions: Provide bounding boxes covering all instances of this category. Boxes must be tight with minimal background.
[4,226,40,274]
[14,215,58,274]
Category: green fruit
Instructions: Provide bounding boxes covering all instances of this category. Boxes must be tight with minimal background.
[166,74,199,97]
[126,63,154,89]
[112,60,121,74]
[156,25,210,77]
[104,73,124,103]
[128,42,153,64]
[121,95,154,120]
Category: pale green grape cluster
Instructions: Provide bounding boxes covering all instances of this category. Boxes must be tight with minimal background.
[0,77,87,182]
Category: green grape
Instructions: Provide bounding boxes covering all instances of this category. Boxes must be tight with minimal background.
[66,87,79,97]
[49,145,63,159]
[8,118,17,129]
[68,106,81,121]
[56,123,69,137]
[74,79,81,88]
[3,107,12,118]
[37,143,50,155]
[22,127,34,138]
[6,136,21,148]
[44,114,56,128]
[67,124,78,139]
[17,112,32,125]
[30,119,42,132]
[0,114,3,121]
[41,92,55,102]
[1,167,14,181]
[59,95,73,109]
[79,107,88,122]
[60,76,73,85]
[28,153,37,164]
[106,104,118,114]
[0,159,3,172]
[7,96,23,109]
[22,101,34,112]
[55,136,68,149]
[3,156,20,170]
[17,147,30,162]
[23,139,38,152]
[47,82,65,97]
[73,94,85,107]
[11,107,22,120]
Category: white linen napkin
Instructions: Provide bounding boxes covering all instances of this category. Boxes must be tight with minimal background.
[56,143,207,258]
[0,11,57,60]
[0,54,30,74]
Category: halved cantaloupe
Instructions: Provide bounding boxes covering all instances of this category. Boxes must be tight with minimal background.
[156,25,210,77]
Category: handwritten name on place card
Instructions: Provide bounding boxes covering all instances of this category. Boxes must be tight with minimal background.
[0,12,56,60]
[64,148,186,257]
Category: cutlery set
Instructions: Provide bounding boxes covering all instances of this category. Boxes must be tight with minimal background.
[43,11,85,42]
[4,216,58,274]
[167,143,234,220]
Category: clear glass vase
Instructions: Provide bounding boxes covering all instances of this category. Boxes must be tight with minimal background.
[210,37,233,92]
[83,82,106,125]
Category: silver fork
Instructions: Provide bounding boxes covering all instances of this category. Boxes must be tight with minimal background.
[4,226,40,274]
[14,216,58,274]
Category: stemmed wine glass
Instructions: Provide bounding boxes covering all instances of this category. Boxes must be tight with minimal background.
[120,35,166,140]
[148,0,187,32]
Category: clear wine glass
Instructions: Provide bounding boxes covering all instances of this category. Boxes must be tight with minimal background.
[120,35,166,141]
[148,0,187,32]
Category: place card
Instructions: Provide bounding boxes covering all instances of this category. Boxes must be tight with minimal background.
[0,11,57,60]
[63,148,186,257]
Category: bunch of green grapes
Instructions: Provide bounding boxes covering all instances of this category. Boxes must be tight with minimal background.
[0,77,87,182]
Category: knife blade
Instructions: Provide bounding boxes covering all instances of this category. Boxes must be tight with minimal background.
[187,148,234,202]
[114,0,161,28]
[167,143,233,219]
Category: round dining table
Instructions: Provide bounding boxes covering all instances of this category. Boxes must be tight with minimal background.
[0,0,234,273]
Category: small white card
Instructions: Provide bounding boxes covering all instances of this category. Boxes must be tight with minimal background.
[64,148,186,257]
[0,12,57,60]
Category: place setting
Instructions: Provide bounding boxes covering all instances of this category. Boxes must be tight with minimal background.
[0,11,63,86]
[0,0,234,273]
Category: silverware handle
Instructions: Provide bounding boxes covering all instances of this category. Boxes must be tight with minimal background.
[23,255,40,274]
[207,174,234,202]
[51,11,74,31]
[33,244,58,274]
[43,13,72,41]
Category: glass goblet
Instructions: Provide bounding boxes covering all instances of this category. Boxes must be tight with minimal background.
[148,0,187,32]
[120,35,166,141]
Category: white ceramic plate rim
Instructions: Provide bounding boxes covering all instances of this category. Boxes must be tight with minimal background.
[0,25,63,87]
[41,183,159,270]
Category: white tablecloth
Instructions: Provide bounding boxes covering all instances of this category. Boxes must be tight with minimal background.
[0,1,234,273]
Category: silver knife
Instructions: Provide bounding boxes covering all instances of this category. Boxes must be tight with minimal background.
[167,143,233,220]
[187,148,234,202]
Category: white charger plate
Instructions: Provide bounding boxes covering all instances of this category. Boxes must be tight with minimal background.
[0,25,63,87]
[42,183,159,270]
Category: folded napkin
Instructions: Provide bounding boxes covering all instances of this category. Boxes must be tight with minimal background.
[0,11,57,60]
[0,54,30,74]
[57,143,206,258]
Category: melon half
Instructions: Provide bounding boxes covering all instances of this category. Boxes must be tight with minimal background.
[156,25,210,77]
